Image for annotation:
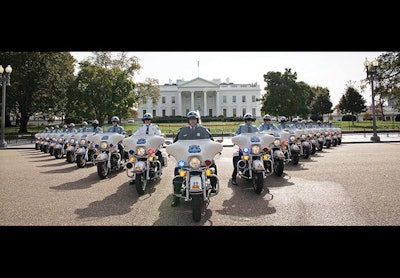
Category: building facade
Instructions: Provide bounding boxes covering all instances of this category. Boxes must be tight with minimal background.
[138,77,262,118]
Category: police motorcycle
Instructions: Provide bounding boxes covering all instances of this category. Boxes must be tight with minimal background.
[259,128,287,177]
[75,132,97,168]
[41,130,53,154]
[269,129,289,177]
[122,134,166,195]
[314,122,326,151]
[65,133,78,163]
[166,138,223,222]
[231,132,275,194]
[317,123,332,149]
[53,133,68,159]
[291,119,311,159]
[93,132,126,179]
[278,126,301,165]
[48,130,60,156]
[34,130,46,150]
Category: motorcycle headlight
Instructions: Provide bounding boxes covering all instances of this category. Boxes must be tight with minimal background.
[58,138,63,143]
[301,134,307,140]
[273,139,281,147]
[251,145,261,154]
[80,139,86,145]
[188,157,201,168]
[100,141,108,149]
[136,146,146,156]
[70,138,75,144]
[290,135,296,142]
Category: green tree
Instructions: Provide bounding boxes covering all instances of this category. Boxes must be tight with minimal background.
[135,77,161,106]
[338,85,366,126]
[375,52,400,119]
[71,52,143,124]
[0,52,75,133]
[310,86,333,121]
[261,68,310,119]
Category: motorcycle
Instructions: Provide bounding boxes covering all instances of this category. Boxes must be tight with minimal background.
[53,133,68,159]
[231,132,275,195]
[166,138,223,222]
[93,132,126,179]
[65,133,78,163]
[122,134,166,195]
[262,130,287,177]
[75,132,97,168]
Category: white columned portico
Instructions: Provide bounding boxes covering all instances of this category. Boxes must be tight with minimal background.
[203,90,207,116]
[216,91,220,116]
[191,91,194,111]
[178,90,182,115]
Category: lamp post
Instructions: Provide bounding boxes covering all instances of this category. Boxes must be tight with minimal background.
[0,65,12,148]
[364,58,380,142]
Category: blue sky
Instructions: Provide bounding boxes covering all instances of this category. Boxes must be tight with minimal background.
[71,51,384,107]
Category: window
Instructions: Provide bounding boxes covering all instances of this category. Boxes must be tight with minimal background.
[232,96,236,103]
[172,96,175,104]
[252,95,256,102]
[162,97,166,104]
[223,108,227,117]
[223,96,227,103]
[172,109,175,116]
[242,96,246,103]
[242,108,246,115]
[209,109,212,117]
[252,108,256,116]
[153,110,156,117]
[162,110,166,117]
[233,108,236,117]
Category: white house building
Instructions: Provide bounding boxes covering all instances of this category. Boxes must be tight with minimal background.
[137,77,262,118]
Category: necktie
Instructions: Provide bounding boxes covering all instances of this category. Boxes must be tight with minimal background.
[146,125,149,134]
[247,125,251,133]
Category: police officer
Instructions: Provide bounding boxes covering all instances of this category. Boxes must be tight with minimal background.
[91,119,103,133]
[171,111,216,207]
[107,116,125,134]
[231,113,259,185]
[258,114,277,131]
[173,111,214,142]
[134,113,161,136]
[130,113,164,185]
[67,123,77,133]
[78,121,90,132]
[107,116,125,159]
[278,116,289,130]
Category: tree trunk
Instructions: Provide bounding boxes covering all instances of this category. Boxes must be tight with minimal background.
[18,112,29,133]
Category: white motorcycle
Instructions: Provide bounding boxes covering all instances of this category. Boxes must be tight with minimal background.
[166,138,223,222]
[93,132,126,179]
[122,134,166,195]
[75,132,97,168]
[232,132,275,195]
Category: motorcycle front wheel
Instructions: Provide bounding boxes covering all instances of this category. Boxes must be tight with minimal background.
[76,155,86,168]
[274,159,284,177]
[253,172,264,194]
[66,151,75,163]
[191,195,204,222]
[135,173,145,195]
[97,161,109,179]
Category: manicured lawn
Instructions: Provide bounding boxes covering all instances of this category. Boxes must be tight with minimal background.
[4,120,400,136]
